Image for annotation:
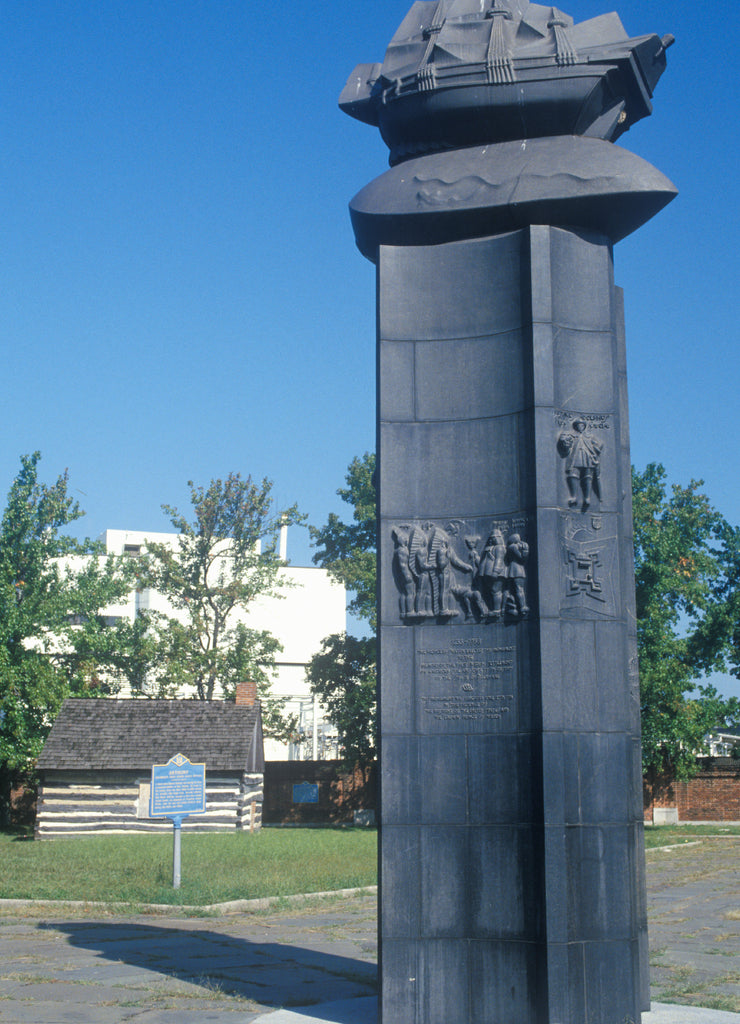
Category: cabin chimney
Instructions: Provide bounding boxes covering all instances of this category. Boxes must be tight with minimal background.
[235,681,257,706]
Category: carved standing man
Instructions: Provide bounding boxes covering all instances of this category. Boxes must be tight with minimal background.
[478,529,507,619]
[429,528,472,617]
[392,528,416,618]
[557,417,603,510]
[409,525,433,617]
[506,533,529,617]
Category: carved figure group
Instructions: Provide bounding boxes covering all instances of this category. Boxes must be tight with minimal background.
[392,522,529,623]
[557,417,603,511]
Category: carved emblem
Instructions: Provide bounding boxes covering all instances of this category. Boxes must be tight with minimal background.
[567,550,604,602]
[560,513,617,615]
[392,518,530,624]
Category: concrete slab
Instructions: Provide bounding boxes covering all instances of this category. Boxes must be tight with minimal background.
[252,996,377,1024]
[251,998,740,1024]
[0,1007,263,1024]
[647,1007,740,1023]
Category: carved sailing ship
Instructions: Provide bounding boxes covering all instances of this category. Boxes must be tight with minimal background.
[340,0,673,165]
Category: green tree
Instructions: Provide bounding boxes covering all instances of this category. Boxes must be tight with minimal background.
[305,633,377,766]
[691,520,740,696]
[309,455,740,778]
[0,453,135,809]
[141,473,303,738]
[633,463,739,778]
[309,452,377,630]
[307,453,377,765]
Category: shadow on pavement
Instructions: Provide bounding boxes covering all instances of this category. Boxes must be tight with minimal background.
[38,918,377,1011]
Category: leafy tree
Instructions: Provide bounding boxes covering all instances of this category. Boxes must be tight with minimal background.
[309,452,377,630]
[308,455,740,778]
[68,610,162,699]
[141,473,303,738]
[633,463,739,778]
[307,453,377,765]
[305,633,377,766]
[692,520,740,694]
[0,453,134,812]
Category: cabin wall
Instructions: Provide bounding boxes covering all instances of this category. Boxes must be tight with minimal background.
[35,770,264,838]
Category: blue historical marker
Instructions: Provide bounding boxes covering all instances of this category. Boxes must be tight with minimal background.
[150,752,206,817]
[293,782,319,804]
[150,753,206,889]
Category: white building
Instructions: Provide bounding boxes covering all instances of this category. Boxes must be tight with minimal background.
[704,732,740,758]
[88,528,347,761]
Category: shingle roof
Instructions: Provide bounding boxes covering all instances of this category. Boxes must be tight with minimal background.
[36,699,264,773]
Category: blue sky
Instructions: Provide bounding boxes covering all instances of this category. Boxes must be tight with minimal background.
[1,4,738,687]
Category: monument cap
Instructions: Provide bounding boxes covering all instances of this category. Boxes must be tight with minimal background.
[340,0,673,166]
[348,135,678,259]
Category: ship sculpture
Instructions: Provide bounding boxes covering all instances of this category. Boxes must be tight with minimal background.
[340,0,674,165]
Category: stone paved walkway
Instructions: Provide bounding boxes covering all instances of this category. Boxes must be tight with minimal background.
[1,838,739,1022]
[647,838,740,1013]
[0,894,377,1022]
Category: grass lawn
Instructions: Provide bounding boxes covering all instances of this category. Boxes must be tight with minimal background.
[644,823,740,848]
[0,826,377,907]
[3,822,735,908]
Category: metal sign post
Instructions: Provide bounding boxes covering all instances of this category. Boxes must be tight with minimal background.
[171,814,184,890]
[149,754,206,890]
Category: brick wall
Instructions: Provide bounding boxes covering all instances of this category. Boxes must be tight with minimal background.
[644,759,740,822]
[643,769,676,822]
[263,761,376,824]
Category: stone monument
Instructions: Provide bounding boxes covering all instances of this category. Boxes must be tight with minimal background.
[340,3,675,1022]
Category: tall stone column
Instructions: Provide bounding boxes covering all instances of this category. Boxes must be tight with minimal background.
[341,5,676,1022]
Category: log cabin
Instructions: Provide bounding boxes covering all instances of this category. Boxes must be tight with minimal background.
[35,683,264,838]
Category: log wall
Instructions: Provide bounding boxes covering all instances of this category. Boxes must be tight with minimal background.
[35,770,263,838]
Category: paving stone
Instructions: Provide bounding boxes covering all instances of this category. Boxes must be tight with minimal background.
[1,859,740,1022]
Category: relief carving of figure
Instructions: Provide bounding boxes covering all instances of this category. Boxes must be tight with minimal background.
[557,417,603,511]
[409,525,434,617]
[451,535,489,621]
[429,527,472,617]
[391,528,416,617]
[506,533,529,617]
[392,519,531,623]
[478,529,507,620]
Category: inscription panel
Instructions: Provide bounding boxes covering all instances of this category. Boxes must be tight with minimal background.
[416,634,518,733]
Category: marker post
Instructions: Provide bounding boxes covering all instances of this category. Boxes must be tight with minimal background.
[171,814,184,889]
[149,754,206,890]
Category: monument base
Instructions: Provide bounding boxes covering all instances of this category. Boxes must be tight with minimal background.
[377,223,648,1024]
